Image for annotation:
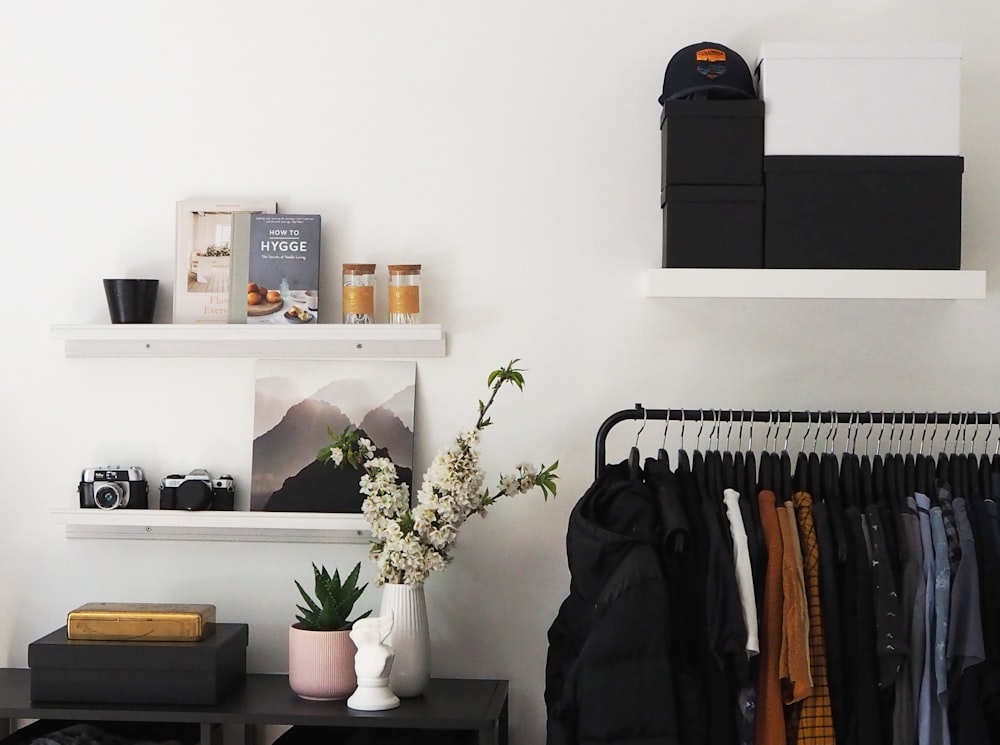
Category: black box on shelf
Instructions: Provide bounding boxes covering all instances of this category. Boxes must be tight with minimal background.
[763,155,964,269]
[28,622,248,705]
[662,185,764,268]
[660,99,764,192]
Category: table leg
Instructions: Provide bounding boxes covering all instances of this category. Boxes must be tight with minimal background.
[477,696,508,745]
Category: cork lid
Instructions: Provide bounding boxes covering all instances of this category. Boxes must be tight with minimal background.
[388,264,422,274]
[343,263,376,273]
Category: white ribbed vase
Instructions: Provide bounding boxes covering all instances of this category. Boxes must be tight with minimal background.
[379,583,431,697]
[288,625,358,700]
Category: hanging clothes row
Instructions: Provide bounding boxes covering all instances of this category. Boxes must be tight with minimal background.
[545,405,1000,745]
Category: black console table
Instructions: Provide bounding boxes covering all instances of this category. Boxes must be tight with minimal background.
[0,670,508,745]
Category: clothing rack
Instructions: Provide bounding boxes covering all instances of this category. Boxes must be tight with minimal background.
[595,404,1000,479]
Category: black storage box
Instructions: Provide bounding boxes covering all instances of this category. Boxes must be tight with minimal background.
[662,185,764,268]
[764,155,963,269]
[660,99,764,192]
[28,622,248,705]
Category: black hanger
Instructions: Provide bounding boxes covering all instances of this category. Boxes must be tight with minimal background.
[794,451,808,493]
[758,449,773,493]
[706,412,723,502]
[872,453,885,505]
[950,451,964,499]
[745,449,758,498]
[859,453,873,510]
[892,449,906,501]
[657,413,671,470]
[915,451,928,497]
[692,414,709,503]
[629,411,645,481]
[793,412,813,494]
[677,411,691,473]
[937,449,950,487]
[756,413,775,494]
[629,446,641,481]
[733,449,745,491]
[808,451,822,500]
[723,450,736,492]
[904,452,917,501]
[840,452,858,511]
[820,420,848,562]
[966,452,980,499]
[777,413,792,503]
[924,455,937,498]
[836,413,856,509]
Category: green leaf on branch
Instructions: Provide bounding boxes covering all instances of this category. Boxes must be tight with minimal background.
[535,461,560,500]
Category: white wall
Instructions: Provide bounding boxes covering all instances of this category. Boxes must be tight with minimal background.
[3,1,1000,742]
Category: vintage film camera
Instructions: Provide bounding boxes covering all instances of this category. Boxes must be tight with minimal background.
[79,467,149,510]
[160,469,235,511]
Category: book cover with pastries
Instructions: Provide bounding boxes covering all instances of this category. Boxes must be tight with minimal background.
[230,213,321,324]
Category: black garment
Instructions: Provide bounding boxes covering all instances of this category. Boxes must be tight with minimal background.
[842,507,881,745]
[545,462,679,745]
[812,499,846,744]
[645,458,704,745]
[676,457,741,745]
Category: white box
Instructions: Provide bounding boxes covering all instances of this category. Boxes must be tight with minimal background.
[756,42,961,155]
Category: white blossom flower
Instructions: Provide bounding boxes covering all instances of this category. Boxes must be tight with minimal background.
[350,362,557,586]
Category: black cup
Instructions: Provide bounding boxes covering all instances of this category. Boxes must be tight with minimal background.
[103,279,159,324]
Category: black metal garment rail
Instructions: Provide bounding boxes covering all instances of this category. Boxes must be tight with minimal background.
[595,404,1000,478]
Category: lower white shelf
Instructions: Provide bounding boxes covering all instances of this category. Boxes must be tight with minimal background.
[50,323,446,358]
[50,508,369,544]
[642,268,987,299]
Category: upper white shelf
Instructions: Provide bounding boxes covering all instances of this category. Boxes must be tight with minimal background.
[50,508,368,544]
[642,268,986,299]
[50,323,446,358]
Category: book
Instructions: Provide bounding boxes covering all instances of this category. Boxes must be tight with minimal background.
[172,199,277,323]
[229,213,321,324]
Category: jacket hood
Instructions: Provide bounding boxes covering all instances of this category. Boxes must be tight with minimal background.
[565,461,658,602]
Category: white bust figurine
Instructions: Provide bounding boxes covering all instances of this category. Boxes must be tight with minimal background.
[346,613,400,711]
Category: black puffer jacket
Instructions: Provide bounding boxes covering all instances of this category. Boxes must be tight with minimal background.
[545,462,679,744]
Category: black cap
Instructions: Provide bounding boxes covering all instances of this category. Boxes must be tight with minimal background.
[658,42,757,104]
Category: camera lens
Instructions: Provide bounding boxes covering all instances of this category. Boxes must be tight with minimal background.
[94,483,126,510]
[176,480,213,510]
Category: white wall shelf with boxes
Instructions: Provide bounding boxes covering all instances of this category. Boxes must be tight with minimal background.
[50,508,368,544]
[642,269,987,300]
[50,323,447,358]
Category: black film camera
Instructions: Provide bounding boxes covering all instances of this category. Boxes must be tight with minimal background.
[79,467,149,510]
[160,469,235,511]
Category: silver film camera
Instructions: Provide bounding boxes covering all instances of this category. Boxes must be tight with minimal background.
[79,467,149,510]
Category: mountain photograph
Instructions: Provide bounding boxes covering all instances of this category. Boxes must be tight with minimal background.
[250,360,416,512]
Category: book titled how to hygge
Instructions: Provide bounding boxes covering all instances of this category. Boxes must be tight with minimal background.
[229,213,321,324]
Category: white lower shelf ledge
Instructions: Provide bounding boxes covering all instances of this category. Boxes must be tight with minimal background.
[50,323,446,358]
[50,508,369,544]
[642,268,987,299]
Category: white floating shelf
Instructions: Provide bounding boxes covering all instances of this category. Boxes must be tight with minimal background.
[50,508,369,544]
[50,323,446,358]
[642,268,986,299]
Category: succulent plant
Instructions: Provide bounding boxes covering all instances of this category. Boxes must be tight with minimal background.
[294,561,371,631]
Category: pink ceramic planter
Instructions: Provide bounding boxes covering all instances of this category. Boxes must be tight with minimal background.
[288,625,358,700]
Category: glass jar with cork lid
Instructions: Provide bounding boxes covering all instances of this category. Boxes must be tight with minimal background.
[388,264,421,324]
[342,264,376,324]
